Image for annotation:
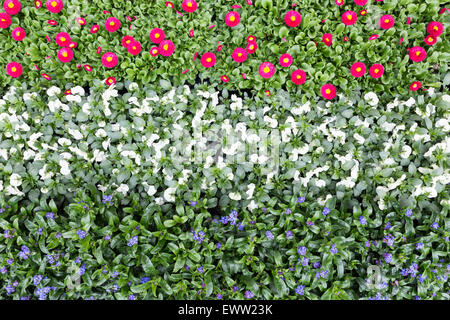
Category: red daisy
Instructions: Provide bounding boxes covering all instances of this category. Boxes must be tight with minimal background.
[35,0,42,9]
[335,0,344,6]
[6,61,22,78]
[76,17,86,25]
[291,69,306,85]
[426,21,443,37]
[83,64,92,72]
[342,11,357,26]
[127,40,141,56]
[46,0,63,13]
[284,10,301,27]
[0,12,12,29]
[369,63,384,78]
[279,53,293,67]
[246,42,257,54]
[322,33,333,47]
[4,0,21,15]
[150,47,159,57]
[216,44,223,52]
[353,0,367,5]
[55,32,71,47]
[64,89,72,95]
[101,52,118,68]
[409,46,427,62]
[189,29,194,37]
[201,52,216,68]
[247,35,256,43]
[105,76,116,86]
[105,17,120,32]
[149,28,165,44]
[410,81,421,91]
[343,36,349,42]
[360,9,367,16]
[122,35,134,48]
[165,1,174,9]
[259,62,275,79]
[68,42,77,49]
[158,40,175,56]
[265,90,270,96]
[232,47,247,63]
[369,34,379,41]
[221,75,229,83]
[424,35,437,46]
[42,73,51,80]
[57,47,73,63]
[96,46,102,54]
[321,84,337,100]
[379,15,395,29]
[11,27,25,41]
[47,20,58,25]
[181,0,197,13]
[90,24,100,34]
[350,62,366,77]
[225,11,240,27]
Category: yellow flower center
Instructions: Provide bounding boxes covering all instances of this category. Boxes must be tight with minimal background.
[325,37,329,42]
[413,84,417,88]
[206,57,211,62]
[126,40,130,44]
[187,2,192,7]
[62,52,67,57]
[107,57,112,62]
[416,51,420,56]
[249,37,254,41]
[79,19,83,23]
[283,58,289,63]
[249,45,254,50]
[325,89,331,94]
[11,67,16,72]
[8,3,14,8]
[263,66,270,73]
[374,69,379,73]
[229,16,235,22]
[155,33,160,38]
[296,75,301,79]
[433,26,438,31]
[347,14,352,20]
[132,46,136,50]
[356,67,361,72]
[384,19,389,23]
[152,50,157,54]
[163,44,168,50]
[110,22,115,26]
[51,1,57,7]
[291,16,295,21]
[16,32,20,36]
[60,37,65,42]
[1,19,5,22]
[238,53,242,57]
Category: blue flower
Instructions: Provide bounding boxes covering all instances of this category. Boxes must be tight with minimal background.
[21,245,30,255]
[330,244,338,254]
[383,234,395,247]
[0,266,7,274]
[416,242,424,250]
[405,209,413,217]
[297,246,307,256]
[265,231,274,240]
[75,257,81,264]
[431,222,439,230]
[140,277,150,284]
[285,230,293,238]
[128,236,138,246]
[216,242,221,249]
[190,200,197,207]
[384,222,391,230]
[365,240,371,247]
[295,285,305,295]
[104,235,111,241]
[216,293,223,299]
[313,262,321,269]
[77,229,87,239]
[384,253,393,264]
[220,216,229,224]
[128,294,137,300]
[297,197,306,203]
[285,208,292,214]
[33,275,44,286]
[238,222,244,230]
[322,207,330,216]
[112,271,119,278]
[244,290,254,299]
[198,266,204,274]
[79,264,86,276]
[301,258,309,266]
[46,212,55,219]
[102,195,113,204]
[359,216,367,225]
[233,286,239,292]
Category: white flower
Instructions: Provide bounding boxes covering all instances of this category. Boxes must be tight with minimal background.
[247,200,258,211]
[400,145,412,159]
[95,129,107,138]
[10,173,22,187]
[59,160,71,175]
[58,138,72,146]
[0,149,8,161]
[229,192,241,201]
[71,86,85,96]
[164,187,176,202]
[364,92,379,106]
[147,185,157,196]
[116,184,129,195]
[47,86,61,97]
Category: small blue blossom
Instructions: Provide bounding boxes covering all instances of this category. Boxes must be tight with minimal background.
[322,207,330,216]
[244,290,254,299]
[313,262,321,269]
[77,229,87,240]
[297,246,307,256]
[104,235,111,241]
[216,242,221,249]
[5,284,15,295]
[365,240,371,247]
[384,222,392,230]
[75,257,81,264]
[297,196,306,203]
[285,208,292,215]
[140,277,150,284]
[431,222,439,230]
[301,258,309,266]
[128,294,136,300]
[128,236,138,246]
[330,244,338,254]
[216,293,223,299]
[79,264,86,276]
[220,216,229,224]
[233,286,239,292]
[102,195,113,204]
[405,209,413,217]
[112,271,119,278]
[33,275,44,286]
[265,231,274,240]
[359,216,367,225]
[46,212,55,219]
[285,230,293,238]
[416,242,424,250]
[198,266,204,274]
[295,285,305,295]
[0,266,7,274]
[384,253,393,264]
[190,200,197,207]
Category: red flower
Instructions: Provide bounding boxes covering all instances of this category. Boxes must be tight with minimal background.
[265,90,270,96]
[165,2,174,8]
[350,62,366,77]
[189,29,194,37]
[64,89,71,95]
[77,17,86,25]
[150,47,159,57]
[409,46,426,62]
[122,35,134,48]
[407,16,411,25]
[105,17,120,32]
[424,35,437,45]
[246,42,257,54]
[96,46,101,54]
[369,34,379,41]
[46,35,51,42]
[55,32,71,47]
[322,33,333,47]
[42,73,51,80]
[343,36,349,42]
[6,61,22,78]
[232,47,247,63]
[47,19,57,25]
[353,0,367,5]
[410,81,421,91]
[46,0,63,13]
[291,69,306,85]
[225,11,240,27]
[284,10,301,27]
[68,42,77,49]
[342,11,357,25]
[11,27,25,41]
[259,62,275,79]
[127,40,141,56]
[426,21,443,37]
[83,64,92,72]
[369,63,384,78]
[101,52,118,68]
[90,24,100,33]
[57,47,73,63]
[181,0,197,13]
[279,53,293,67]
[201,52,216,68]
[221,75,229,83]
[321,84,336,100]
[4,0,21,15]
[360,9,367,16]
[193,51,198,60]
[149,28,165,44]
[246,0,253,5]
[105,76,116,86]
[247,35,256,43]
[335,0,344,6]
[0,12,12,29]
[35,0,42,9]
[216,44,223,52]
[158,40,175,56]
[379,15,395,29]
